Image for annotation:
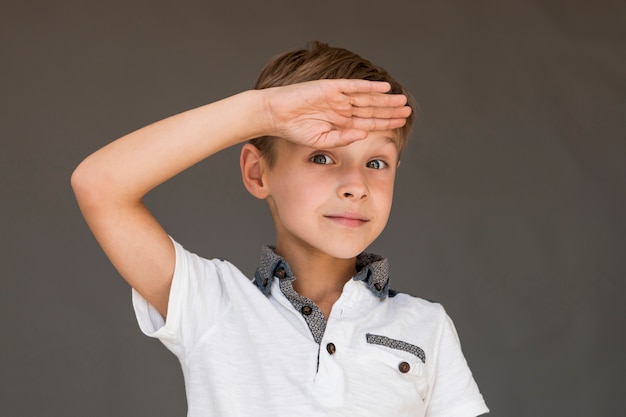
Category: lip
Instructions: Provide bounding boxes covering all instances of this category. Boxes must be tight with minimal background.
[324,212,370,227]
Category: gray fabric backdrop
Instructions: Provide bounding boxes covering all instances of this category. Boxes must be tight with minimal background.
[2,1,624,416]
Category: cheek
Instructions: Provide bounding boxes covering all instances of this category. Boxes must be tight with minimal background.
[372,182,395,222]
[280,168,327,198]
[270,173,327,217]
[373,177,395,203]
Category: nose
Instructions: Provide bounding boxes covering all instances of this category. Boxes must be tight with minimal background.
[337,165,369,200]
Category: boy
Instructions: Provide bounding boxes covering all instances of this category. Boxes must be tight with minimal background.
[72,42,488,417]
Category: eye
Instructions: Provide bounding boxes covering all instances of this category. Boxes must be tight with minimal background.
[366,159,388,170]
[310,154,335,165]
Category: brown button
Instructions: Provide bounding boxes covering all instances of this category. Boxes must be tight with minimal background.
[276,267,286,279]
[262,278,268,287]
[326,343,336,355]
[374,282,382,291]
[301,305,313,315]
[398,361,411,373]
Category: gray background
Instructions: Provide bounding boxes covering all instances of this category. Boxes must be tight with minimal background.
[2,1,625,416]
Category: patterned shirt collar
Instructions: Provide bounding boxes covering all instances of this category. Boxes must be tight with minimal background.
[253,245,390,299]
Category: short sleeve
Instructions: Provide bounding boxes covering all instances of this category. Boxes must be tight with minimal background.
[132,238,232,358]
[425,314,489,417]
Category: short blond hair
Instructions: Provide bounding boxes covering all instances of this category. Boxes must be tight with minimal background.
[251,41,416,166]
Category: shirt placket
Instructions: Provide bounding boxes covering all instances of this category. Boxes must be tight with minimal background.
[275,264,328,344]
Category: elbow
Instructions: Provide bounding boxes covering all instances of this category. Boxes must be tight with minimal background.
[70,157,109,209]
[71,156,142,212]
[71,159,93,207]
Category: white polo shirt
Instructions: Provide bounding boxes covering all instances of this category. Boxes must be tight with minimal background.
[133,239,489,417]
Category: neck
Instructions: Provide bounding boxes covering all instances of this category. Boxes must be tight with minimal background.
[274,243,356,307]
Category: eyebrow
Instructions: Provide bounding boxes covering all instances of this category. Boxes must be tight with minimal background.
[380,136,401,152]
[381,136,401,148]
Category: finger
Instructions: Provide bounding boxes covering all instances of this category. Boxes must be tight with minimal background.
[350,105,412,119]
[350,117,408,132]
[335,79,392,94]
[347,92,408,108]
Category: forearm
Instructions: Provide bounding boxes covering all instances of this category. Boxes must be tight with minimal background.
[71,89,269,207]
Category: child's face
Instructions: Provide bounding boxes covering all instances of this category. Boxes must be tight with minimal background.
[264,131,399,260]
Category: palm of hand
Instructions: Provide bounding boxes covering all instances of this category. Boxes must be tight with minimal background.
[266,80,409,149]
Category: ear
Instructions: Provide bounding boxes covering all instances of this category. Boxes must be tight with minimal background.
[240,143,270,199]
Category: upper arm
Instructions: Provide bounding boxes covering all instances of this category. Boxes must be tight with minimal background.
[71,166,174,319]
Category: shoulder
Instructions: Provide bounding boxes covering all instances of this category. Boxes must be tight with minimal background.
[170,238,243,278]
[166,238,262,303]
[386,289,446,318]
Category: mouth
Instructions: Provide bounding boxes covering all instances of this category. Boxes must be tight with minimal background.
[324,213,370,227]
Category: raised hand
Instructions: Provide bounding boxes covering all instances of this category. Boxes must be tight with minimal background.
[262,79,412,149]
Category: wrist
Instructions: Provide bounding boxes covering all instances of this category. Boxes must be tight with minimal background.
[240,88,277,139]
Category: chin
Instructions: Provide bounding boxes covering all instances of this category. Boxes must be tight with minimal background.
[319,241,372,260]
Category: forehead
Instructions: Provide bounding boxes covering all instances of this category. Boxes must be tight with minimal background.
[274,131,400,156]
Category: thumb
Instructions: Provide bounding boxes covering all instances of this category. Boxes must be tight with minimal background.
[323,129,369,148]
